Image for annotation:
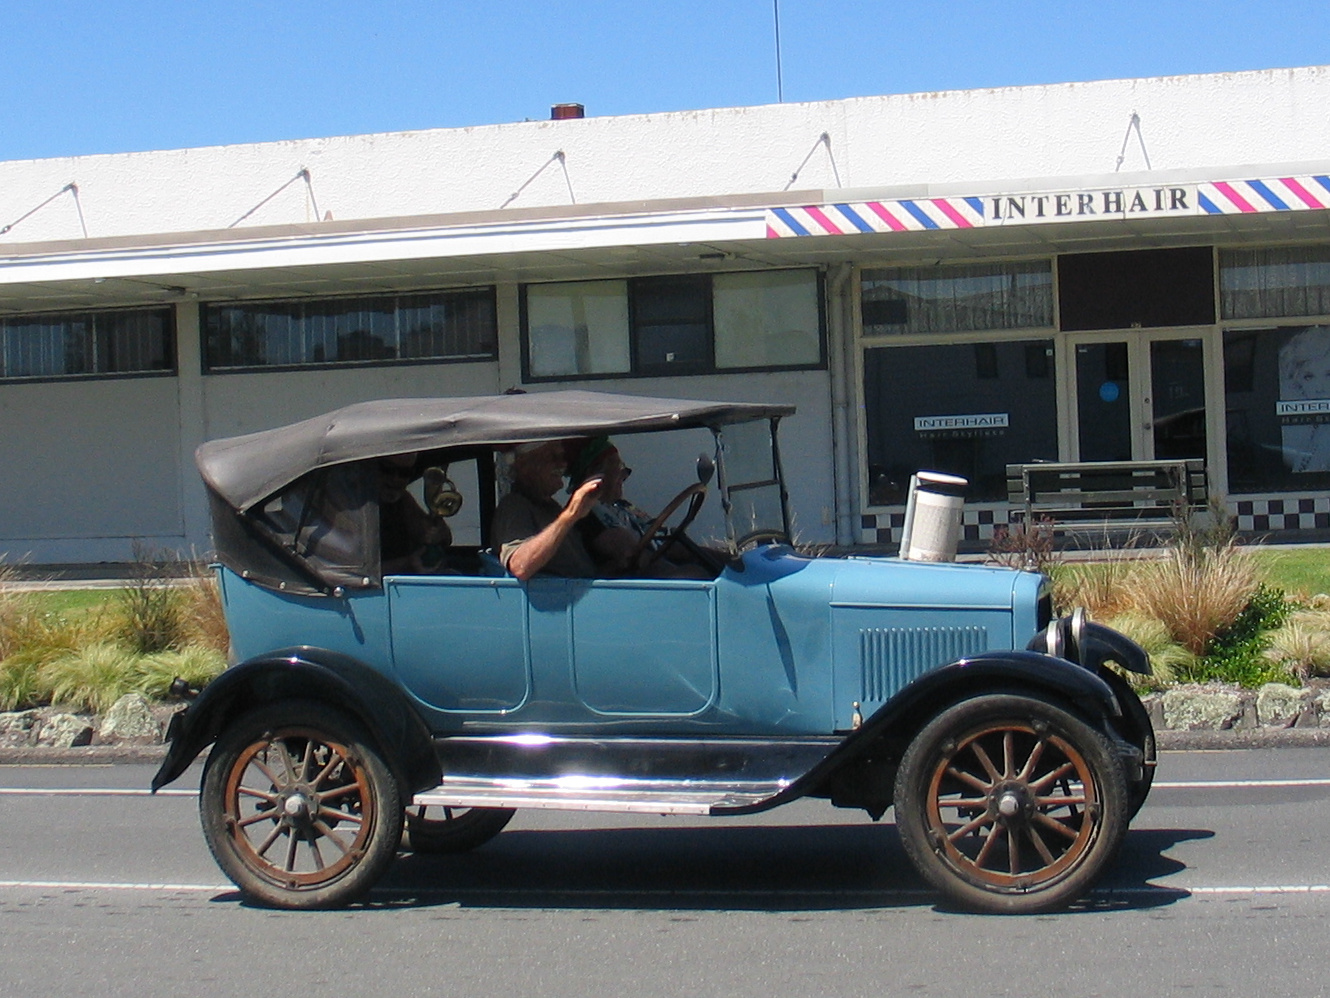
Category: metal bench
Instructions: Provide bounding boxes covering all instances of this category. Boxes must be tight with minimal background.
[1006,459,1208,535]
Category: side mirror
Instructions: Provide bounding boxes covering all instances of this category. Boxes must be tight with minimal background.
[423,466,463,517]
[696,453,716,486]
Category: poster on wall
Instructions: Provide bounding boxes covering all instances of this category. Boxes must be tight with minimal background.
[1277,325,1330,473]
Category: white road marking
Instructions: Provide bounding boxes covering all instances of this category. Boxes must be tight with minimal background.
[1153,778,1330,790]
[0,880,228,892]
[0,787,195,797]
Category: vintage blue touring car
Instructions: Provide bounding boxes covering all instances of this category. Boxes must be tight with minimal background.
[152,390,1154,913]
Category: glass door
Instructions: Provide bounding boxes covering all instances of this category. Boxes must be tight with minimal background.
[1148,338,1207,460]
[1071,332,1208,462]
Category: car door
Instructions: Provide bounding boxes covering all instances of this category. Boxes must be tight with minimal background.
[388,574,717,723]
[388,576,530,713]
[554,576,718,716]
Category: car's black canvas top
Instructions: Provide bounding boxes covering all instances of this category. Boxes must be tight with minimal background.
[199,390,794,512]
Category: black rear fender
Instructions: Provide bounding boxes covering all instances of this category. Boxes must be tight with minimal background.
[150,647,440,795]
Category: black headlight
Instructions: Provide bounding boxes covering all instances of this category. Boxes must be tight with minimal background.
[1028,609,1151,675]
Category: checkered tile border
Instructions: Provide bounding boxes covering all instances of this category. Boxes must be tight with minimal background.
[1232,495,1330,533]
[859,494,1330,545]
[859,504,1015,546]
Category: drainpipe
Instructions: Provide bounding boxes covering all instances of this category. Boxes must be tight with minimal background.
[827,263,856,547]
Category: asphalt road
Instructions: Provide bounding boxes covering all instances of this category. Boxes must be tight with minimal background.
[0,750,1328,997]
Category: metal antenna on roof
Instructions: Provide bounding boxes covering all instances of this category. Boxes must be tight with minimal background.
[784,132,842,191]
[500,150,577,209]
[773,0,784,103]
[1114,111,1152,172]
[0,182,87,238]
[228,167,323,228]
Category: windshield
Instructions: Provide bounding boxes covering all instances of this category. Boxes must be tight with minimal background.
[716,418,789,546]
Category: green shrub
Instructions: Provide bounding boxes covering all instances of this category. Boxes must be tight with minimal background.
[1127,545,1259,656]
[0,652,46,712]
[177,565,231,654]
[1102,613,1196,689]
[39,643,146,714]
[1051,556,1141,620]
[137,647,226,699]
[1262,607,1330,679]
[1173,583,1300,688]
[115,543,185,654]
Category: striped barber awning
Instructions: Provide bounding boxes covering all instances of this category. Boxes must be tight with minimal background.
[768,173,1330,238]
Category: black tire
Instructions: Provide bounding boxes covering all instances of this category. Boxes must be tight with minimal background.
[200,700,403,909]
[404,805,515,854]
[1097,667,1156,819]
[894,693,1129,914]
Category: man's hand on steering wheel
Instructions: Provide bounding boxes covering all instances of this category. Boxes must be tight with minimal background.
[630,482,707,567]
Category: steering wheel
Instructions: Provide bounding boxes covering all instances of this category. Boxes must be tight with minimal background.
[735,528,788,551]
[630,482,707,567]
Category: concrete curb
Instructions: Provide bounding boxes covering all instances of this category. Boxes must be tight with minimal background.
[0,744,169,765]
[1156,727,1330,750]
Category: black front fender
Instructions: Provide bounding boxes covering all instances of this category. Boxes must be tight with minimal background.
[731,651,1123,817]
[150,647,440,795]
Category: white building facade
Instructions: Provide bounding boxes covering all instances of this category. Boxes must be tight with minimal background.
[3,65,1329,564]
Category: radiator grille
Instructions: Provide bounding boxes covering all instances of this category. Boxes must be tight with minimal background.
[859,626,989,701]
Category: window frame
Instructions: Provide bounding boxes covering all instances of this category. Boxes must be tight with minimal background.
[520,268,827,383]
[1219,244,1330,322]
[0,305,177,384]
[202,286,499,374]
[857,258,1061,510]
[859,259,1054,339]
[859,330,1061,508]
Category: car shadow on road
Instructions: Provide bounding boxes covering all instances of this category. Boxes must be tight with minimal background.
[338,822,1213,914]
[1072,826,1215,912]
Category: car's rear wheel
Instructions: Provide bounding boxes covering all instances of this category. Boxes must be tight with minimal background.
[894,693,1129,914]
[200,701,402,909]
[404,805,515,853]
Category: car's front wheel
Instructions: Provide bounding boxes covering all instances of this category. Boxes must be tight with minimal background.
[894,693,1129,914]
[200,701,403,909]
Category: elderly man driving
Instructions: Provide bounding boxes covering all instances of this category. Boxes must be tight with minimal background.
[490,440,602,580]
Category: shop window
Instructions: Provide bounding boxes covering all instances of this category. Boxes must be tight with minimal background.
[713,270,822,369]
[204,288,496,371]
[0,307,174,381]
[523,269,823,381]
[526,281,631,378]
[864,340,1058,504]
[860,261,1053,337]
[631,275,712,376]
[1058,247,1214,330]
[1220,246,1330,321]
[1224,324,1330,492]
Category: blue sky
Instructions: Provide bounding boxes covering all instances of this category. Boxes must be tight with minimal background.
[5,0,1329,161]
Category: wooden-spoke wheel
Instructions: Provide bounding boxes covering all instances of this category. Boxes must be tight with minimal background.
[404,805,515,854]
[895,694,1128,914]
[201,702,402,909]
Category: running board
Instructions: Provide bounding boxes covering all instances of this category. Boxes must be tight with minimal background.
[412,775,790,815]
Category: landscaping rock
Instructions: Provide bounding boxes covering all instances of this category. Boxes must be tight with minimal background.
[0,711,39,747]
[1256,683,1313,728]
[1161,686,1246,730]
[1141,693,1165,730]
[1314,689,1330,728]
[34,713,93,748]
[98,693,161,742]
